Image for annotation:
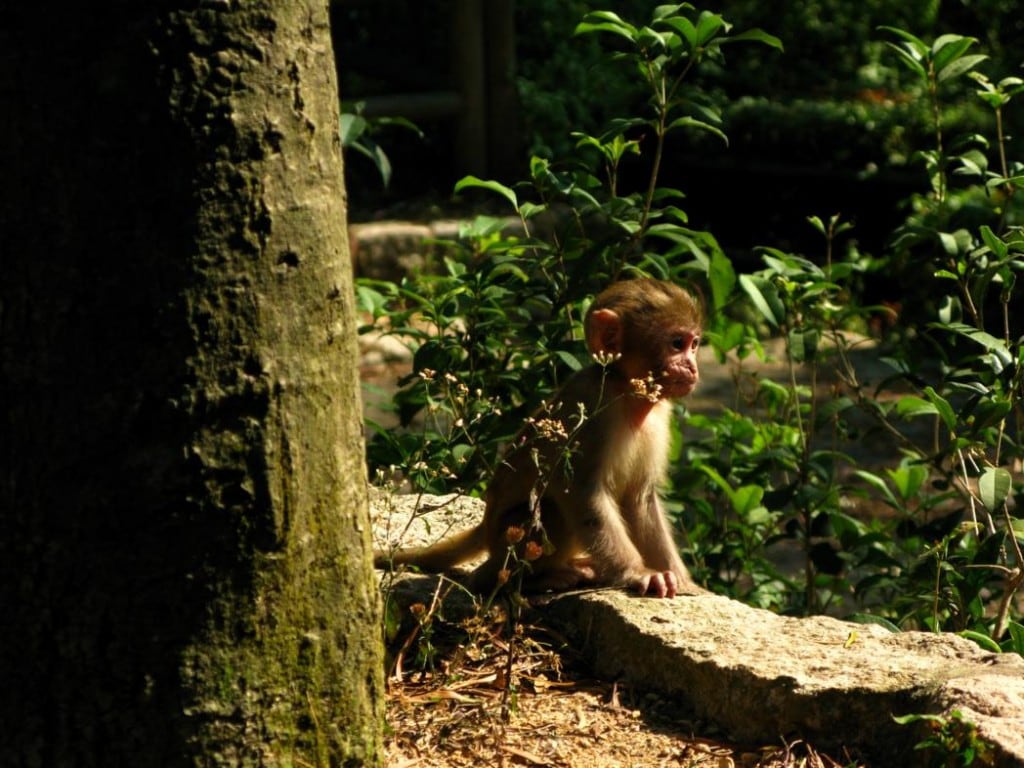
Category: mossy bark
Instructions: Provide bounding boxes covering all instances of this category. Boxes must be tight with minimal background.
[0,3,382,766]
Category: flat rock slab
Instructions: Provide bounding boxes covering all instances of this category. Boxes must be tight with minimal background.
[372,492,1024,766]
[542,590,1024,766]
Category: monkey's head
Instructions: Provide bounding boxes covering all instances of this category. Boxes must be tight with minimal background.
[584,279,702,399]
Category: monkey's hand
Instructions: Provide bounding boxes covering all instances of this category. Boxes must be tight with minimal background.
[632,568,708,597]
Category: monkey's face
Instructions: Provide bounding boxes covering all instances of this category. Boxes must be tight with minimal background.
[620,325,700,399]
[655,327,700,398]
[585,280,704,402]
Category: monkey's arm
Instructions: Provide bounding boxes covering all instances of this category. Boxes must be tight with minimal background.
[576,488,682,597]
[629,489,704,595]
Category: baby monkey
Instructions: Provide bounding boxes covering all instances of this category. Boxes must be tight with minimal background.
[376,278,704,598]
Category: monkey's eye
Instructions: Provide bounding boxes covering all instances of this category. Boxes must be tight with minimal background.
[671,334,700,351]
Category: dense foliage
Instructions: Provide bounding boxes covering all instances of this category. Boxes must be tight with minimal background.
[359,4,1023,652]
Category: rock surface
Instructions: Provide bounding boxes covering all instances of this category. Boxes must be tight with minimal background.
[371,491,1024,767]
[350,217,519,281]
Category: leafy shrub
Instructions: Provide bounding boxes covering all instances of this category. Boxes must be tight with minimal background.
[361,5,780,495]
[360,6,1024,648]
[894,709,996,766]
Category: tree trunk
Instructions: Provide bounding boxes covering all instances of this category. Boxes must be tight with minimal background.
[0,3,382,766]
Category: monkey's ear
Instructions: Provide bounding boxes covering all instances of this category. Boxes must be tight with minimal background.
[587,308,623,355]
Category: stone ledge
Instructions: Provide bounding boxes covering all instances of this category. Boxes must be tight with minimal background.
[542,590,1024,766]
[350,217,521,282]
[371,491,1024,765]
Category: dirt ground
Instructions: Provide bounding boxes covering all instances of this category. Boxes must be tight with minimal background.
[385,677,864,768]
[381,613,866,768]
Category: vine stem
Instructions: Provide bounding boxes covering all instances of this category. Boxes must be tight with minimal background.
[927,61,947,203]
[639,55,695,234]
[992,503,1024,639]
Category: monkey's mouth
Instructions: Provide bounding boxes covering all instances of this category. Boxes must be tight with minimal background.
[630,371,697,400]
[661,375,697,397]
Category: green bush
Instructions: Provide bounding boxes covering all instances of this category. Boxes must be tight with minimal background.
[361,4,777,494]
[361,5,1024,648]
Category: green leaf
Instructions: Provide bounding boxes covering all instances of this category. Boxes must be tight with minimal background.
[450,443,475,463]
[694,11,726,46]
[931,34,976,74]
[658,16,697,49]
[707,250,736,311]
[922,386,957,431]
[653,4,696,22]
[739,274,784,328]
[893,712,944,726]
[959,629,1001,652]
[954,148,988,176]
[732,484,764,515]
[707,318,747,356]
[807,215,826,236]
[895,395,940,420]
[575,11,638,43]
[744,506,773,526]
[937,54,988,83]
[882,42,927,78]
[345,132,392,188]
[454,176,518,210]
[816,396,854,423]
[698,464,736,503]
[937,295,960,323]
[979,226,1008,259]
[938,231,961,256]
[943,322,1013,366]
[979,467,1012,510]
[339,112,367,146]
[788,327,820,363]
[969,397,1012,431]
[888,464,928,501]
[719,28,784,51]
[879,26,929,58]
[759,249,824,278]
[554,350,584,372]
[879,27,931,79]
[374,115,423,138]
[666,116,728,144]
[853,469,900,509]
[1005,622,1024,655]
[637,26,671,53]
[989,174,1024,191]
[518,201,546,220]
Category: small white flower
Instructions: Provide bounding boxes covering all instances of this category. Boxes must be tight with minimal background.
[592,350,623,367]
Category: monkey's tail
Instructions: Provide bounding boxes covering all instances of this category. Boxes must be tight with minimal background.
[373,524,488,573]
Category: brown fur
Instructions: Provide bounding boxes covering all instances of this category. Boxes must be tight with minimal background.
[375,279,705,598]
